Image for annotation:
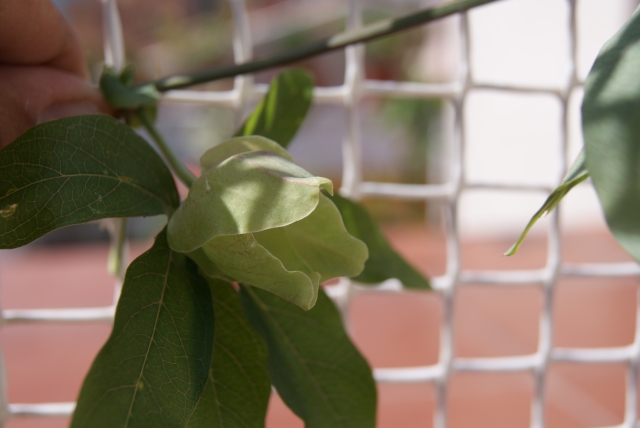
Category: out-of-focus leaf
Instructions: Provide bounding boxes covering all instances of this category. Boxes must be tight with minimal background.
[72,230,214,428]
[256,194,367,284]
[505,150,588,256]
[187,280,271,428]
[200,136,292,172]
[328,193,429,289]
[0,115,179,249]
[167,150,332,253]
[582,7,640,262]
[240,286,377,428]
[202,233,319,310]
[235,69,314,148]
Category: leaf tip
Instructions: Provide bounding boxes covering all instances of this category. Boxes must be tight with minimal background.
[320,181,334,196]
[504,242,519,257]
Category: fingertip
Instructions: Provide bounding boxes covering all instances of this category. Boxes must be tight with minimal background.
[0,66,115,148]
[37,101,105,124]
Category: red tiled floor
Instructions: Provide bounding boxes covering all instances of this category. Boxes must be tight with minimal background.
[0,226,636,427]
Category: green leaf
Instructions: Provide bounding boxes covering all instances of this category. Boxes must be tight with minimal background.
[235,69,314,148]
[168,150,332,253]
[505,150,589,256]
[71,229,214,428]
[255,194,368,284]
[252,228,321,286]
[197,195,368,310]
[202,233,319,310]
[328,193,430,289]
[240,286,377,428]
[187,280,271,428]
[187,247,235,282]
[200,136,293,172]
[0,115,179,249]
[581,7,640,262]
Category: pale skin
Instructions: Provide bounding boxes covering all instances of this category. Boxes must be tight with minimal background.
[0,0,111,148]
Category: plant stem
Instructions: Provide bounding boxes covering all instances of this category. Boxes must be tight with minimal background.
[137,110,197,188]
[145,0,503,92]
[107,218,128,278]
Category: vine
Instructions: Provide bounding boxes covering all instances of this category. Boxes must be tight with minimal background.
[3,0,636,426]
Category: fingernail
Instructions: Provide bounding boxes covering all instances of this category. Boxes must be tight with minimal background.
[37,101,102,123]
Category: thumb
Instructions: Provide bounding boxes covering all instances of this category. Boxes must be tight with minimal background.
[0,66,113,148]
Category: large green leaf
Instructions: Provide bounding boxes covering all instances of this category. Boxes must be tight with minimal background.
[255,194,367,284]
[328,194,429,289]
[187,280,271,428]
[505,150,588,256]
[72,230,214,428]
[200,136,292,172]
[582,7,640,262]
[202,233,319,310]
[0,115,179,249]
[167,150,332,253]
[240,286,377,428]
[235,69,314,148]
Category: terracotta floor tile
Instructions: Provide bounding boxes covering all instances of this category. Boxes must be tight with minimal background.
[0,226,635,427]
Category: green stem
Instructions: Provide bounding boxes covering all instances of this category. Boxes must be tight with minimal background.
[107,218,128,277]
[137,110,197,188]
[144,0,503,92]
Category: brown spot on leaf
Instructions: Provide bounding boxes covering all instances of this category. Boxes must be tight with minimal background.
[0,203,18,219]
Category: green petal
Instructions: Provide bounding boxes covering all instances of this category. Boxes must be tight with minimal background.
[200,135,293,173]
[187,248,235,282]
[256,194,368,283]
[202,233,318,310]
[253,227,322,287]
[168,150,332,253]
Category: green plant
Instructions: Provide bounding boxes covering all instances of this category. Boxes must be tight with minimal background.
[508,5,640,261]
[0,0,534,427]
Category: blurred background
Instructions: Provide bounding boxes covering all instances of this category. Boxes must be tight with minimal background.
[3,0,640,427]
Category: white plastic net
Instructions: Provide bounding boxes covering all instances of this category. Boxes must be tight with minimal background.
[0,0,638,427]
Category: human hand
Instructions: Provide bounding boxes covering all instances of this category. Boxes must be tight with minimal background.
[0,0,112,147]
